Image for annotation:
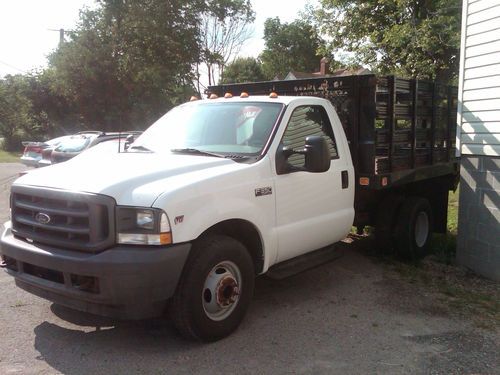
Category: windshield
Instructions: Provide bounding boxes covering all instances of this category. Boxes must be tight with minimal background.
[133,101,284,156]
[55,135,94,152]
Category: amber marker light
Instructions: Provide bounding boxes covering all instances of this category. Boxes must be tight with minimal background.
[359,177,370,186]
[240,92,249,98]
[209,93,218,99]
[160,232,172,245]
[269,92,278,98]
[190,96,199,101]
[224,92,233,98]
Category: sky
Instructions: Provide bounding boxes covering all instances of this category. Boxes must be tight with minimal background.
[0,0,317,78]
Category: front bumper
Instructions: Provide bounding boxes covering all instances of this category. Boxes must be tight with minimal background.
[1,224,191,319]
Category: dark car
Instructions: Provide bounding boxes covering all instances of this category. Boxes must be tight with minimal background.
[40,131,142,166]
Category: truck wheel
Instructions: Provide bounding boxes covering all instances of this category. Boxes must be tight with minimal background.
[394,197,433,260]
[374,195,403,254]
[170,235,255,341]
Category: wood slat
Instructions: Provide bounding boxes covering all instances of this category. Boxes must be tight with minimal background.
[468,16,500,35]
[463,98,500,111]
[466,39,500,57]
[461,133,500,144]
[462,109,500,122]
[464,63,500,79]
[468,0,500,14]
[461,121,500,133]
[465,51,500,68]
[463,87,500,100]
[461,143,500,156]
[467,29,500,46]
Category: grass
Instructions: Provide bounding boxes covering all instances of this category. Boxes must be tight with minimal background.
[0,150,21,163]
[430,189,459,264]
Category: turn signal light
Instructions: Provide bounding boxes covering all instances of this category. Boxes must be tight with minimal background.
[240,92,249,98]
[209,93,218,99]
[190,96,199,101]
[224,92,233,98]
[269,92,278,98]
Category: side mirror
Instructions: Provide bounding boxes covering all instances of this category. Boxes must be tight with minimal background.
[124,134,135,150]
[276,135,331,174]
[304,135,331,173]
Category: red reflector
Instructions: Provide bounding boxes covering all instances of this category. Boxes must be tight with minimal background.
[381,177,388,186]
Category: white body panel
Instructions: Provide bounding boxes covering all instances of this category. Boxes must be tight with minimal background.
[13,96,355,273]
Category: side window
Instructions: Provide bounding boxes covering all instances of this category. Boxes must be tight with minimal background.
[281,105,339,168]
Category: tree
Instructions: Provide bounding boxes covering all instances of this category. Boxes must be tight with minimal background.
[220,57,266,84]
[313,0,461,82]
[0,75,36,151]
[259,18,327,80]
[197,0,255,91]
[47,0,206,131]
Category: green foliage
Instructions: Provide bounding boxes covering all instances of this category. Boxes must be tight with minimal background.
[260,18,327,80]
[0,75,35,151]
[314,0,461,82]
[220,57,266,84]
[47,0,203,131]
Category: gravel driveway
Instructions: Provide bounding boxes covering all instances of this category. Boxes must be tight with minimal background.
[0,163,498,374]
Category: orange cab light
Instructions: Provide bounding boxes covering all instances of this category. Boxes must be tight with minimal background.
[209,93,218,99]
[269,92,278,98]
[381,177,388,186]
[240,92,249,98]
[190,96,199,101]
[359,177,370,186]
[224,92,233,98]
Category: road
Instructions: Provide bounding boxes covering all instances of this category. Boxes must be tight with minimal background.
[0,163,498,374]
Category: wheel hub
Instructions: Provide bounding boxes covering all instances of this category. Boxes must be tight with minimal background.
[202,261,242,321]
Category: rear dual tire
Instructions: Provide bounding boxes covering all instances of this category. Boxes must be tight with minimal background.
[375,196,433,260]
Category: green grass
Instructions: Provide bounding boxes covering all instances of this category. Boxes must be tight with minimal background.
[0,150,20,163]
[430,189,459,264]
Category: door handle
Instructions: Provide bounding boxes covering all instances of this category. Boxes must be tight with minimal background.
[341,170,348,189]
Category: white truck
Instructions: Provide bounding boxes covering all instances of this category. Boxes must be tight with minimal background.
[1,74,459,341]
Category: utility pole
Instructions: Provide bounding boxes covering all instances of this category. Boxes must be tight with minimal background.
[48,28,66,46]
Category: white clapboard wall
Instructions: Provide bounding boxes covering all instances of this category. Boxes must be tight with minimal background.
[456,0,500,156]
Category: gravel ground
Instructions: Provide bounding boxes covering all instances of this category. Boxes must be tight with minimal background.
[0,163,498,375]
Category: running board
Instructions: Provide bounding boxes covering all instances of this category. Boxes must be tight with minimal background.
[266,244,342,280]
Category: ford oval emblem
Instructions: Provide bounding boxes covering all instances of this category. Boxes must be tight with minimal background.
[35,213,51,225]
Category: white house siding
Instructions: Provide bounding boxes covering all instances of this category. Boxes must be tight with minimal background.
[456,0,500,157]
[456,0,500,281]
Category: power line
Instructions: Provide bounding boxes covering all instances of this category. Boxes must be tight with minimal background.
[0,60,27,74]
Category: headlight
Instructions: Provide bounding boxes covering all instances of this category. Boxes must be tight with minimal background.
[116,207,172,245]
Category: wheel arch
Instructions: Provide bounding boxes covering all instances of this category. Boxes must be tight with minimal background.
[199,219,265,274]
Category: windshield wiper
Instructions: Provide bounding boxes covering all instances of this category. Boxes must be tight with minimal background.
[170,148,225,158]
[129,144,153,152]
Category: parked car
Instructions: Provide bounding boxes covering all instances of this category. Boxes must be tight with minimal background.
[39,131,142,166]
[20,136,70,167]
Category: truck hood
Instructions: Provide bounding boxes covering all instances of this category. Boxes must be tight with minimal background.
[14,150,245,206]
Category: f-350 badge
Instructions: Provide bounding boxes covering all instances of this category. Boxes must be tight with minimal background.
[255,187,272,197]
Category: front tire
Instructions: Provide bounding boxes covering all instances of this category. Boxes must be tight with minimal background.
[170,235,255,341]
[394,197,433,260]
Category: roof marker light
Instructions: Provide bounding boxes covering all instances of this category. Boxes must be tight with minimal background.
[269,92,278,99]
[240,92,249,98]
[190,96,199,101]
[209,93,218,99]
[224,92,233,98]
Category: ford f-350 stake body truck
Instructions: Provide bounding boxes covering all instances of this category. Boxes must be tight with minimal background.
[1,74,458,341]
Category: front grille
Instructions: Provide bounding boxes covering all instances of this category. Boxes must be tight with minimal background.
[11,185,115,252]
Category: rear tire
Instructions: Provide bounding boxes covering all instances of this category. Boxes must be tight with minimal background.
[394,197,433,261]
[170,235,254,341]
[374,195,404,254]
